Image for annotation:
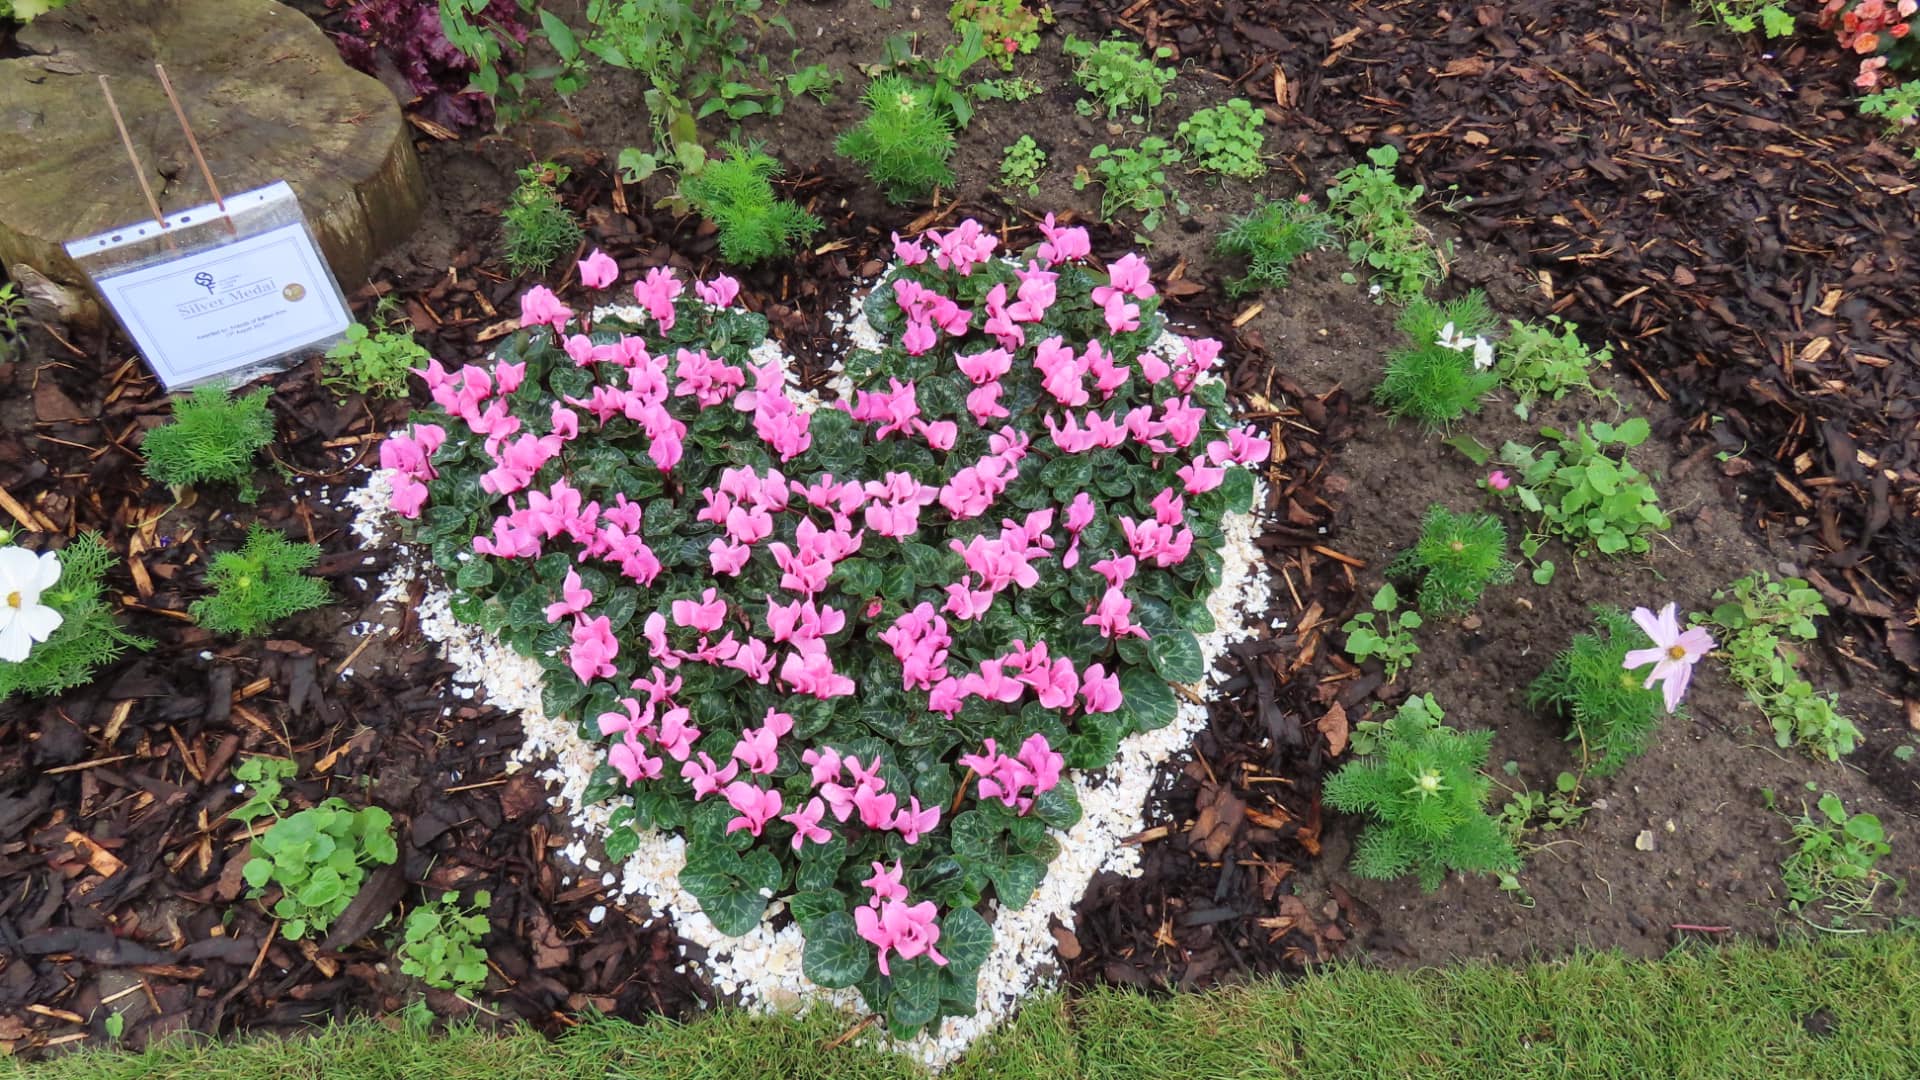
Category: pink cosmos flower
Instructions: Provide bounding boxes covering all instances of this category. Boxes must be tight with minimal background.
[1623,603,1715,713]
[578,249,619,290]
[722,781,783,837]
[694,274,740,308]
[781,797,833,850]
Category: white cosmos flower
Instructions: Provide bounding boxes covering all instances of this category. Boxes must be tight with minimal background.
[1435,321,1463,350]
[1472,337,1496,370]
[0,546,64,663]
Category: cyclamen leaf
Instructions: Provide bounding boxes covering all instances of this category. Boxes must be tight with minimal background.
[801,911,870,988]
[1146,628,1205,684]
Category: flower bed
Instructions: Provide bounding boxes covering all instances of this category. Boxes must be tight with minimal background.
[352,217,1271,1058]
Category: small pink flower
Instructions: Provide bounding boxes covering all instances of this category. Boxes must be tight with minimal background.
[1488,470,1512,491]
[1622,603,1714,714]
[722,780,783,837]
[781,797,833,850]
[694,274,740,308]
[578,249,619,290]
[863,860,909,905]
[543,569,594,623]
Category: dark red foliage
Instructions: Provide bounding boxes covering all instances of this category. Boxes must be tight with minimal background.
[329,0,526,132]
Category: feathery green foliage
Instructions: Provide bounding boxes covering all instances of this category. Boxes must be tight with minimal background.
[501,163,583,275]
[1497,315,1620,419]
[324,321,430,400]
[1215,199,1333,297]
[837,75,957,203]
[1385,504,1515,615]
[1697,572,1859,761]
[190,526,330,637]
[1375,291,1500,428]
[1528,607,1666,776]
[1323,694,1519,891]
[681,141,822,265]
[1326,144,1443,301]
[1062,34,1176,121]
[140,383,275,500]
[0,534,150,702]
[1177,98,1266,180]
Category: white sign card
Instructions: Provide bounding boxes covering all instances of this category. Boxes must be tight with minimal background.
[67,182,351,389]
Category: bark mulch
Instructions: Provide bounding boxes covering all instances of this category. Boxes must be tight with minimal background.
[1062,0,1920,698]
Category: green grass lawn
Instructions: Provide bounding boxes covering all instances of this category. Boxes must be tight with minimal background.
[9,935,1918,1079]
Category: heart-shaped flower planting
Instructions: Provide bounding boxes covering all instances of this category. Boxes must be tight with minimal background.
[383,217,1267,1037]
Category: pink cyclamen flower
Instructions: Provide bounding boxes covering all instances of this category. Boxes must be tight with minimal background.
[863,859,909,905]
[578,249,619,289]
[634,266,683,331]
[891,797,941,845]
[568,614,618,683]
[543,569,594,623]
[781,797,833,850]
[854,898,947,976]
[1622,603,1714,714]
[1488,470,1512,491]
[518,285,571,333]
[694,274,741,308]
[722,781,783,837]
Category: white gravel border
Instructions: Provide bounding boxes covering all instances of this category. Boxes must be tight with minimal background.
[345,283,1271,1069]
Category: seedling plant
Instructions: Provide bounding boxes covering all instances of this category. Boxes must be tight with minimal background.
[325,320,431,400]
[1497,315,1621,420]
[382,219,1267,1035]
[399,891,494,996]
[838,75,957,203]
[1375,291,1501,429]
[1063,34,1176,122]
[680,141,821,265]
[1327,145,1444,302]
[1215,198,1333,297]
[999,135,1048,196]
[1771,789,1897,930]
[1341,584,1422,682]
[1077,138,1188,235]
[242,799,398,941]
[1697,573,1860,761]
[142,383,276,501]
[1324,694,1521,891]
[191,527,331,637]
[1385,504,1515,615]
[502,162,583,275]
[228,755,299,825]
[1492,418,1670,557]
[1176,98,1266,180]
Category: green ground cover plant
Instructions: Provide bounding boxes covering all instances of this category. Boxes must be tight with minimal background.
[1340,584,1421,682]
[1695,0,1796,37]
[681,141,821,265]
[1697,572,1860,760]
[1062,34,1176,122]
[1493,418,1670,557]
[1375,291,1500,429]
[1497,314,1621,419]
[227,755,298,825]
[1771,789,1898,930]
[141,383,276,501]
[242,799,397,941]
[190,527,331,637]
[324,320,430,400]
[1176,98,1266,180]
[399,891,494,996]
[501,162,583,275]
[838,74,957,202]
[1528,607,1669,776]
[1077,137,1187,234]
[1385,504,1515,615]
[1326,144,1444,302]
[949,0,1047,69]
[0,532,150,702]
[974,76,1043,103]
[1860,81,1920,159]
[17,935,1920,1079]
[998,135,1047,195]
[1323,693,1519,891]
[1214,198,1333,297]
[0,281,25,362]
